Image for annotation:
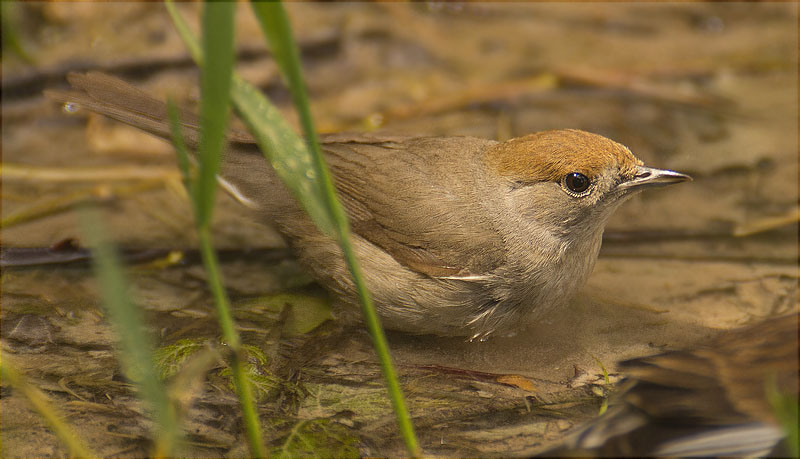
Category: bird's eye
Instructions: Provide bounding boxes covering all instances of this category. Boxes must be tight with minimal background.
[563,172,591,195]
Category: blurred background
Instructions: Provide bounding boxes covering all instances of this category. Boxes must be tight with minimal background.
[2,2,797,457]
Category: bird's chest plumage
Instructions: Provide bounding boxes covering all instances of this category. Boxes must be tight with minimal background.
[481,224,605,331]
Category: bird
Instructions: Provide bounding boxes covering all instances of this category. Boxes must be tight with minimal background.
[46,72,691,339]
[548,313,799,457]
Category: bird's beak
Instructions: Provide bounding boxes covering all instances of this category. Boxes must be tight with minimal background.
[619,165,692,191]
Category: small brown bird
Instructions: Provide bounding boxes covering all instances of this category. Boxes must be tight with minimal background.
[47,72,691,339]
[553,314,799,457]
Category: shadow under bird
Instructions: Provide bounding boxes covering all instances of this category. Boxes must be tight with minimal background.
[47,72,691,339]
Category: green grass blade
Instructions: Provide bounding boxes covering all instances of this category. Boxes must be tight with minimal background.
[0,357,95,458]
[198,226,266,458]
[250,2,420,456]
[79,207,180,456]
[248,2,324,169]
[229,76,336,234]
[165,0,201,63]
[165,4,266,457]
[195,1,235,228]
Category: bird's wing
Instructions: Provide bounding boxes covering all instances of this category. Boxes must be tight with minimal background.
[319,135,506,279]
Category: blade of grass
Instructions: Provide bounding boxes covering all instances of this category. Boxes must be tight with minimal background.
[0,357,94,458]
[249,3,420,456]
[79,207,179,456]
[229,77,337,233]
[195,1,235,229]
[197,225,265,459]
[248,3,325,166]
[165,0,201,62]
[166,4,265,457]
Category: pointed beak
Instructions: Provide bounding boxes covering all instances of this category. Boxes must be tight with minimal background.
[619,165,692,191]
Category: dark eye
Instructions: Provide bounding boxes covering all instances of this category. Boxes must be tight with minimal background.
[564,172,591,194]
